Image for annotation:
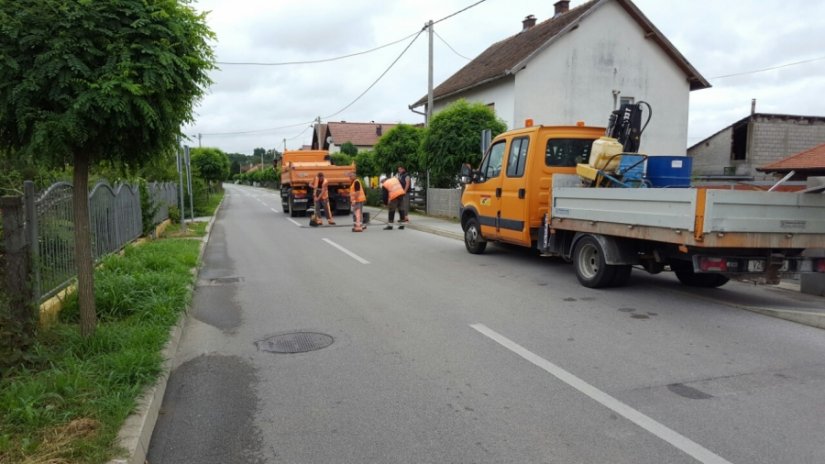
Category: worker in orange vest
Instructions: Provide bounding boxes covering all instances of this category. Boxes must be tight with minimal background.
[381,175,405,230]
[348,171,366,232]
[311,172,335,226]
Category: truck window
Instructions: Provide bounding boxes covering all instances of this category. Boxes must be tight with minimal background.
[545,139,595,167]
[481,140,506,180]
[506,137,529,177]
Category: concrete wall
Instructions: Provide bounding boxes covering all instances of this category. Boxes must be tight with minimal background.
[688,127,734,176]
[426,188,463,219]
[748,116,825,176]
[514,0,691,155]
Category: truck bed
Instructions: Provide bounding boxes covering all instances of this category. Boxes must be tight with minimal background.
[551,186,825,249]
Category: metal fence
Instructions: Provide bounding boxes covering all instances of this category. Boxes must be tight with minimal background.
[12,180,178,302]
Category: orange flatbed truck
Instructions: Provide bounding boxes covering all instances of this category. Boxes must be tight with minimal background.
[279,150,356,217]
[459,122,825,288]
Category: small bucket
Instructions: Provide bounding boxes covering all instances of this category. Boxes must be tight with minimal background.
[362,212,371,224]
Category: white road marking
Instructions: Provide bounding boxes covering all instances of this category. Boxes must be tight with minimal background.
[270,207,279,213]
[322,238,369,264]
[287,218,301,227]
[470,323,733,464]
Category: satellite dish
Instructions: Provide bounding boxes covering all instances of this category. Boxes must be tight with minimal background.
[326,136,332,144]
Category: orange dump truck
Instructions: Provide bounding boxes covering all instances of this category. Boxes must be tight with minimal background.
[278,150,355,217]
[459,121,825,288]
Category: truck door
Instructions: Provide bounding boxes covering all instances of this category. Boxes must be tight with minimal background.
[498,136,531,245]
[473,140,507,240]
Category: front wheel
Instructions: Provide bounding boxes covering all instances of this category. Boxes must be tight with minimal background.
[573,236,616,288]
[463,217,487,254]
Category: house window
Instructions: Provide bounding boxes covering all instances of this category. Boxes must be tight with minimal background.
[731,123,748,161]
[506,137,529,177]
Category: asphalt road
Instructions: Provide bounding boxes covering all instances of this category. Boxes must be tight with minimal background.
[147,184,825,464]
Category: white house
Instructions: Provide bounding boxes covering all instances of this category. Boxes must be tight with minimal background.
[411,0,710,155]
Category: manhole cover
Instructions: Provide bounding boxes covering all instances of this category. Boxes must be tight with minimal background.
[255,332,334,353]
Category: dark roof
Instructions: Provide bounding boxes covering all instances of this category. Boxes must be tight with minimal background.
[757,142,825,173]
[311,121,397,149]
[412,0,709,108]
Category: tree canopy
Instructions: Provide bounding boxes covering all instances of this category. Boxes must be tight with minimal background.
[373,124,424,176]
[191,147,230,185]
[0,0,216,337]
[421,100,507,188]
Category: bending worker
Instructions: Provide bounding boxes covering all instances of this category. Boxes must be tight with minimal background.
[348,171,366,232]
[312,172,335,226]
[381,175,406,230]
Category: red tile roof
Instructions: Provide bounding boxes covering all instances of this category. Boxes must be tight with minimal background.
[327,122,397,147]
[412,0,709,108]
[758,142,825,172]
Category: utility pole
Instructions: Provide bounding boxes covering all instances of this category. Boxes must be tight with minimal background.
[426,19,434,127]
[283,138,286,152]
[197,133,202,147]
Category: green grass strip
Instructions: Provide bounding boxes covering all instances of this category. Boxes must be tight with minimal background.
[0,238,200,463]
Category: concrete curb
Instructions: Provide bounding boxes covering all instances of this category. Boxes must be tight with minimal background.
[108,205,221,464]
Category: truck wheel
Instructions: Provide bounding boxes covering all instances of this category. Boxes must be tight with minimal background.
[671,261,729,288]
[288,195,298,217]
[674,269,729,288]
[282,199,289,214]
[464,218,487,254]
[573,236,616,288]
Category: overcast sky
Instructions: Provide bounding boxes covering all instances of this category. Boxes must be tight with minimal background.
[184,0,825,155]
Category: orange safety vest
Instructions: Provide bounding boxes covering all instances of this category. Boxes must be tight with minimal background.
[312,176,329,200]
[382,177,404,201]
[349,179,366,203]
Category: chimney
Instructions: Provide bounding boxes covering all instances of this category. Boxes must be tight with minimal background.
[522,14,536,31]
[376,124,383,136]
[554,0,570,16]
[751,98,756,115]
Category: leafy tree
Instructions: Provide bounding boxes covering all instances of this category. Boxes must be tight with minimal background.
[190,147,230,197]
[253,147,266,160]
[354,150,378,178]
[0,0,215,337]
[230,160,241,177]
[330,153,352,166]
[373,124,424,177]
[421,99,507,188]
[340,141,358,156]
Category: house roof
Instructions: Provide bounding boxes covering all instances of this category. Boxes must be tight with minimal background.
[328,121,397,146]
[412,0,710,108]
[757,142,825,172]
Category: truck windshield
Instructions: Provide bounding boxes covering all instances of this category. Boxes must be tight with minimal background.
[545,139,596,167]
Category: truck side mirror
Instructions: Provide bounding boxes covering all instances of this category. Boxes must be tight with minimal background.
[459,163,473,184]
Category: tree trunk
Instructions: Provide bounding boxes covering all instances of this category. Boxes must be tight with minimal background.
[73,151,97,337]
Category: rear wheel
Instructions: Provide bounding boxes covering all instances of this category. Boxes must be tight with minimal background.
[671,261,729,288]
[288,195,299,217]
[573,236,616,288]
[463,217,487,254]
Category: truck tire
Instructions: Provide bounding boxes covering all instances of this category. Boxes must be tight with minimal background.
[288,195,299,217]
[282,199,289,214]
[464,217,487,254]
[573,236,616,288]
[671,261,729,288]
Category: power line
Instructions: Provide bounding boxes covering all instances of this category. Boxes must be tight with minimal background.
[195,0,488,139]
[213,0,487,67]
[710,55,825,80]
[216,32,418,66]
[323,29,424,119]
[434,30,471,61]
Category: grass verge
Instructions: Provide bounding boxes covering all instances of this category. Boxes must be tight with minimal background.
[0,236,201,463]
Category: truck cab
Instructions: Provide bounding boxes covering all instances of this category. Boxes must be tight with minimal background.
[460,122,604,252]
